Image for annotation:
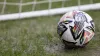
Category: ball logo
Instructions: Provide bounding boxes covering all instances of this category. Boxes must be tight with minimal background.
[70,12,87,41]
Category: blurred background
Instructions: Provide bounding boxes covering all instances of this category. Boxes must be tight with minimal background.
[0,0,99,14]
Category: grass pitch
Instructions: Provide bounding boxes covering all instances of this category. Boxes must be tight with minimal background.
[0,0,100,56]
[0,10,100,56]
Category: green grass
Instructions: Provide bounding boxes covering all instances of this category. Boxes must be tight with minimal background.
[0,4,3,14]
[0,0,100,56]
[0,10,100,56]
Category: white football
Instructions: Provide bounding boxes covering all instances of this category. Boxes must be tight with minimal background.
[57,10,95,48]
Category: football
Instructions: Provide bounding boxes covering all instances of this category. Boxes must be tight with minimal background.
[57,10,95,48]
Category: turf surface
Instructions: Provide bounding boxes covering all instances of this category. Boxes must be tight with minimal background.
[0,0,100,56]
[0,10,100,56]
